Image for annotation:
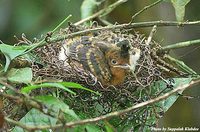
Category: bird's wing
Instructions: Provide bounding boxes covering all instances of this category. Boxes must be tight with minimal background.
[76,45,112,84]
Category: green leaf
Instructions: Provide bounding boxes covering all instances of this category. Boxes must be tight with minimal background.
[36,96,95,132]
[35,95,101,132]
[152,77,192,112]
[76,112,102,132]
[35,95,79,120]
[12,108,57,132]
[114,77,193,131]
[171,0,190,21]
[13,96,82,132]
[0,44,28,71]
[60,82,100,95]
[6,67,32,84]
[21,82,76,95]
[104,121,115,132]
[81,0,100,19]
[130,78,193,131]
[85,124,102,132]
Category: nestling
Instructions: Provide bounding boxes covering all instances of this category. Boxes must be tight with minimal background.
[59,36,141,86]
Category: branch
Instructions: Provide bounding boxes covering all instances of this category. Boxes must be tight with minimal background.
[164,55,197,75]
[130,0,163,23]
[29,20,200,50]
[23,0,128,54]
[146,25,157,45]
[161,39,200,51]
[5,79,200,131]
[75,0,127,26]
[0,80,62,121]
[4,117,30,131]
[49,20,200,43]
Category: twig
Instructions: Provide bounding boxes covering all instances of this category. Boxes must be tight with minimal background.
[146,25,157,45]
[1,93,43,111]
[129,0,163,23]
[52,15,72,33]
[164,55,197,75]
[5,117,30,131]
[20,20,200,56]
[23,15,72,55]
[0,79,19,94]
[29,20,200,50]
[75,0,127,26]
[5,79,200,131]
[50,21,200,43]
[100,0,128,17]
[0,80,60,121]
[161,39,200,51]
[22,0,128,54]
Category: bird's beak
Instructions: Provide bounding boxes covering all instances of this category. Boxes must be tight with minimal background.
[113,64,130,69]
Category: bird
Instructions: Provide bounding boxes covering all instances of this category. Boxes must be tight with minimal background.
[59,35,141,86]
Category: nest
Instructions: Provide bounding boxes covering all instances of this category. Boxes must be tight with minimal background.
[30,25,176,128]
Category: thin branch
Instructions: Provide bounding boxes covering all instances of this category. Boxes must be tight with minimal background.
[1,93,42,110]
[146,25,157,45]
[0,80,60,121]
[75,0,127,26]
[5,117,31,131]
[52,15,72,33]
[5,79,200,131]
[161,39,200,51]
[49,21,200,43]
[29,20,200,50]
[164,55,197,75]
[129,0,163,23]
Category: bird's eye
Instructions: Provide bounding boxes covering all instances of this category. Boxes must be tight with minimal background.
[111,59,117,65]
[132,51,136,55]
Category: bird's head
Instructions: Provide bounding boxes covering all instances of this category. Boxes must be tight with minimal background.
[104,40,141,85]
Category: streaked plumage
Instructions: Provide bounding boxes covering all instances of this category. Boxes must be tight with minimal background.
[59,35,141,86]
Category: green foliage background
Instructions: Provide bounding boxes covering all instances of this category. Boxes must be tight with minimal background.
[0,0,200,129]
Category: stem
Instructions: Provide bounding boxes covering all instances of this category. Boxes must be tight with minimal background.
[25,20,200,53]
[75,0,127,26]
[23,15,72,55]
[164,55,197,75]
[5,79,200,131]
[161,39,200,51]
[49,20,200,45]
[52,14,72,33]
[130,0,163,23]
[146,25,157,45]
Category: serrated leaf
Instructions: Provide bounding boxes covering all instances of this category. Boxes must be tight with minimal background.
[21,82,76,95]
[0,44,28,71]
[6,67,32,84]
[171,0,190,21]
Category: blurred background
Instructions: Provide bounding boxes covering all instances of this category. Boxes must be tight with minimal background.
[0,0,199,128]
